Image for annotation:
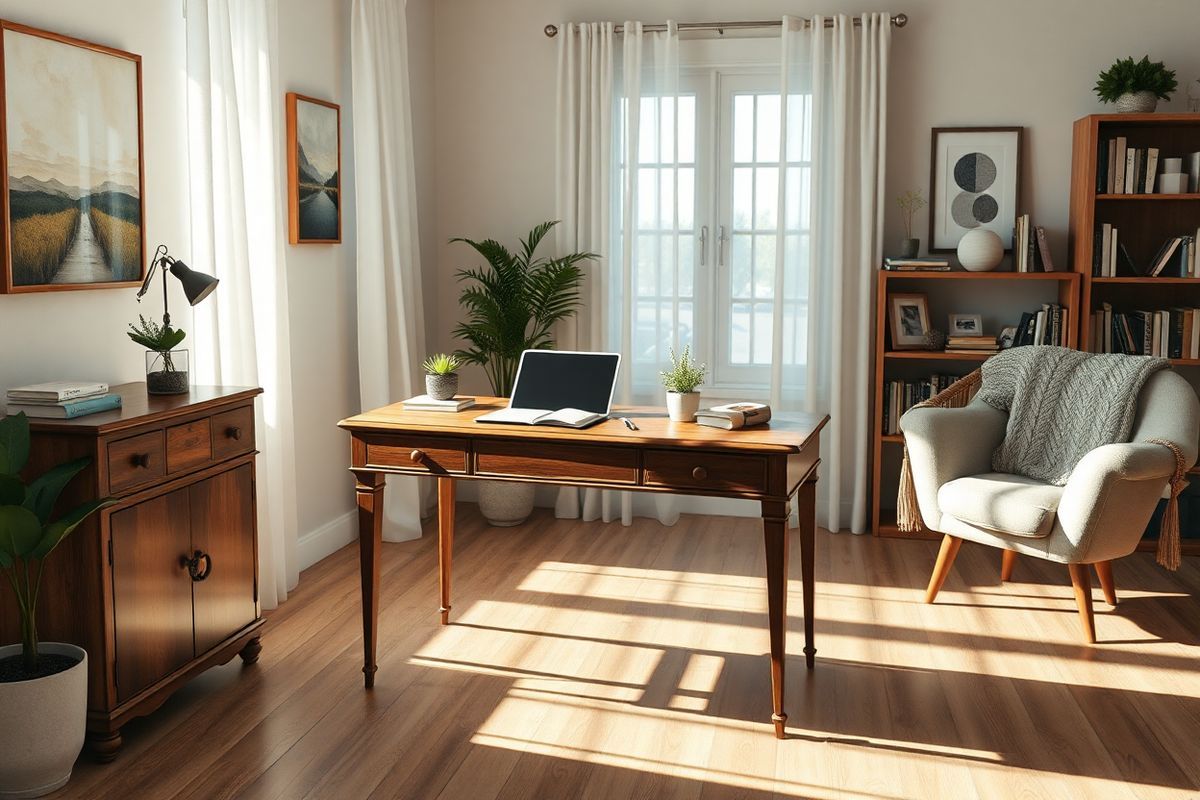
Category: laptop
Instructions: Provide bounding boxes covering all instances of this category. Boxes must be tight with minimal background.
[475,350,621,429]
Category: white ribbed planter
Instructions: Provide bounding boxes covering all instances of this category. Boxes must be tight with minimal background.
[478,480,535,527]
[0,643,87,799]
[1113,91,1157,113]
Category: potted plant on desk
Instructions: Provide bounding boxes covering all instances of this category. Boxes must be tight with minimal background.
[451,220,594,526]
[661,345,707,422]
[0,413,114,797]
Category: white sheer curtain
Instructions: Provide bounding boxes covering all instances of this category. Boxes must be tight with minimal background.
[350,0,430,540]
[554,20,681,526]
[186,0,299,607]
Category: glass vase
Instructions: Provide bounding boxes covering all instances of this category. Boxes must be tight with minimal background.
[145,349,190,395]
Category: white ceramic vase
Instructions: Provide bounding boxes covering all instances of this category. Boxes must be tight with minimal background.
[477,480,535,527]
[666,391,701,422]
[957,229,1004,272]
[0,643,87,799]
[1113,91,1157,114]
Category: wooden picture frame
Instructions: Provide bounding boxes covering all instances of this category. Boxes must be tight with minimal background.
[888,292,931,350]
[0,20,145,293]
[286,92,341,244]
[948,313,983,336]
[929,126,1022,253]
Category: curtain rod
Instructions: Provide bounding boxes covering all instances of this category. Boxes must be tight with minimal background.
[543,14,908,38]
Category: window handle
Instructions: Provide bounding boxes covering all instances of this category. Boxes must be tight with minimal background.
[699,225,708,266]
[717,225,728,267]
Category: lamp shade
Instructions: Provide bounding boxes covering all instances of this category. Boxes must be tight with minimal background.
[169,260,219,306]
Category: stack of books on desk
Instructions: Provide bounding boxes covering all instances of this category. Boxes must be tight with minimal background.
[696,402,772,430]
[6,381,121,419]
[401,395,476,412]
[944,336,1000,355]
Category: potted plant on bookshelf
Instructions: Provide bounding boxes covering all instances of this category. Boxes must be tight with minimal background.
[661,345,707,423]
[1095,56,1177,113]
[128,315,189,395]
[452,220,594,526]
[422,353,462,401]
[896,189,925,258]
[0,413,115,797]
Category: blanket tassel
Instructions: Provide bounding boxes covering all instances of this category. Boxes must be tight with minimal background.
[1149,438,1187,571]
[896,445,923,533]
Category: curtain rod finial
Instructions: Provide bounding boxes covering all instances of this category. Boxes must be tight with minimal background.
[544,24,559,37]
[894,13,907,27]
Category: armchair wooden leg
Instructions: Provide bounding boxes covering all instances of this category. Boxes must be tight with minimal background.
[925,535,963,604]
[1094,560,1117,606]
[1067,564,1097,644]
[1000,550,1017,582]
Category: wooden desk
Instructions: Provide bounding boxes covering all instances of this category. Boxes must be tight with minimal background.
[338,399,827,738]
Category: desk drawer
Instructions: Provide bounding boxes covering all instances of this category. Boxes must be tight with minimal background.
[475,440,638,484]
[644,450,767,495]
[167,418,213,473]
[365,435,468,474]
[108,431,166,493]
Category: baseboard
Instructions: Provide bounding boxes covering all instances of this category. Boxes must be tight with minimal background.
[297,510,357,571]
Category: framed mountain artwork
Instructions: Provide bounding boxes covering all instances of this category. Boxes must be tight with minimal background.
[286,93,341,244]
[0,21,145,293]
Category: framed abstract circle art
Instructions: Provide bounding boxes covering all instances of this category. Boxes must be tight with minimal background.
[928,127,1022,253]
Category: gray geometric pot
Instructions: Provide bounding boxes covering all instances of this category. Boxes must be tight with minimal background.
[1113,91,1157,113]
[425,373,459,401]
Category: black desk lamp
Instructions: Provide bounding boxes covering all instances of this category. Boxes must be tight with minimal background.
[136,244,219,326]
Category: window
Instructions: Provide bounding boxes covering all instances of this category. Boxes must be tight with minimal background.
[618,67,812,394]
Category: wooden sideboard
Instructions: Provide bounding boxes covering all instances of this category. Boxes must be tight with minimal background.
[0,383,264,760]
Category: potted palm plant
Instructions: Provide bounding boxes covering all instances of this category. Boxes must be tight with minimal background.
[660,345,707,422]
[0,413,114,797]
[452,220,594,525]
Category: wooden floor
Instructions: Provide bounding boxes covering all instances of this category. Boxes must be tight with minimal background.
[55,507,1200,800]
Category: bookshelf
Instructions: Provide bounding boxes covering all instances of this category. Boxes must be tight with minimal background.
[870,269,1080,538]
[1069,112,1200,555]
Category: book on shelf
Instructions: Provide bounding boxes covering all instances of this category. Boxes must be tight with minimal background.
[1090,303,1200,358]
[401,395,476,412]
[945,335,999,353]
[1145,147,1160,194]
[6,393,122,419]
[1035,226,1055,271]
[695,402,772,430]
[1013,215,1051,272]
[1012,304,1069,347]
[6,381,109,403]
[883,257,951,271]
[881,374,963,436]
[1097,139,1166,195]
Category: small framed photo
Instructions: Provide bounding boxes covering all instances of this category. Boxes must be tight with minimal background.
[929,126,1022,252]
[888,293,931,350]
[948,313,983,336]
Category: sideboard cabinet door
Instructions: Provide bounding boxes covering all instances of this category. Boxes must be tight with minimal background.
[190,464,258,654]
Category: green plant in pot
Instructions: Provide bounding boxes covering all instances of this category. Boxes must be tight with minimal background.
[661,345,707,422]
[1095,56,1177,113]
[422,353,462,401]
[0,412,115,797]
[128,315,189,395]
[451,220,595,525]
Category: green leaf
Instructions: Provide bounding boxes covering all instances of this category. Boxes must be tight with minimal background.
[30,497,116,560]
[0,475,24,506]
[0,412,30,474]
[0,505,42,560]
[22,456,90,524]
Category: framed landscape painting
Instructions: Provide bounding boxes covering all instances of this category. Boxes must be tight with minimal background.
[0,21,145,293]
[286,93,341,244]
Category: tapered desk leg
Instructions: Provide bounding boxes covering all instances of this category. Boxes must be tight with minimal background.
[796,479,817,669]
[762,499,790,739]
[439,477,455,625]
[356,472,385,688]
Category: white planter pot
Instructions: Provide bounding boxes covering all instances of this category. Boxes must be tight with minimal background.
[0,643,87,799]
[1113,90,1157,113]
[478,480,535,527]
[666,391,701,422]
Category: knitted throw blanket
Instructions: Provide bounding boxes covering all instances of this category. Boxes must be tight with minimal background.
[975,346,1169,485]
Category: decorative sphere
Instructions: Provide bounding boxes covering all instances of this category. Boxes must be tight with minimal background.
[957,229,1004,272]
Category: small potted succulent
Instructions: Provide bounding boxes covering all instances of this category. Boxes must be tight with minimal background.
[0,413,115,797]
[660,345,707,423]
[1095,56,1177,113]
[422,353,462,401]
[896,189,925,258]
[128,315,189,395]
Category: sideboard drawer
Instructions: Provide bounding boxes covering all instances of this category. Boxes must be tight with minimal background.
[212,405,255,461]
[108,431,166,493]
[475,440,638,484]
[167,418,213,473]
[365,435,469,474]
[643,450,767,495]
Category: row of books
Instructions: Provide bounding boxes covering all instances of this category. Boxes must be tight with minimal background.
[881,374,963,436]
[1013,304,1070,347]
[1096,138,1161,194]
[1093,225,1200,277]
[1090,304,1200,359]
[1013,214,1056,272]
[5,381,121,419]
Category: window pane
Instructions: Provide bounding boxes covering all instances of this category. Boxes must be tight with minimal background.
[678,167,695,230]
[678,301,694,350]
[658,169,675,229]
[733,167,753,230]
[660,96,675,163]
[638,96,657,163]
[678,235,694,297]
[678,96,696,163]
[754,235,776,299]
[730,234,751,298]
[784,234,807,300]
[755,94,780,163]
[635,301,658,362]
[753,302,774,364]
[637,168,656,228]
[659,235,675,295]
[731,303,752,364]
[733,94,754,163]
[785,93,807,162]
[636,234,657,294]
[754,167,778,229]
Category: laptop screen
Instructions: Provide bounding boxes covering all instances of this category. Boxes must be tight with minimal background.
[509,351,620,414]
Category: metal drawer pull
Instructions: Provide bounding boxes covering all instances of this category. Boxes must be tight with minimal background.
[183,550,213,582]
[692,466,708,481]
[132,453,151,468]
[226,426,243,441]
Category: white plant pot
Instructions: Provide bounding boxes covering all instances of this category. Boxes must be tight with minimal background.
[1113,90,1157,114]
[477,480,535,527]
[0,643,87,799]
[666,391,701,422]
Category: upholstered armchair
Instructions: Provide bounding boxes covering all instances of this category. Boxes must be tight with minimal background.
[899,369,1199,642]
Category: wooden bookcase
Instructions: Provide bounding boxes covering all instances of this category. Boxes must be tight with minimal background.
[870,270,1080,537]
[1069,112,1200,556]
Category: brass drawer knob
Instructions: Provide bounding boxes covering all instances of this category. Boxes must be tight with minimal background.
[692,466,708,481]
[410,449,427,464]
[226,426,243,441]
[133,453,151,469]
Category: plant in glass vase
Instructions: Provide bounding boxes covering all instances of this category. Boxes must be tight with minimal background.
[128,315,189,395]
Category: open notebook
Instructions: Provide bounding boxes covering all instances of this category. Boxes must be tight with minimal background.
[473,406,605,428]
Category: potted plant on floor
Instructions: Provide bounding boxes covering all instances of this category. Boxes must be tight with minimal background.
[452,220,595,526]
[422,353,462,401]
[661,345,707,422]
[0,412,114,797]
[1095,56,1177,113]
